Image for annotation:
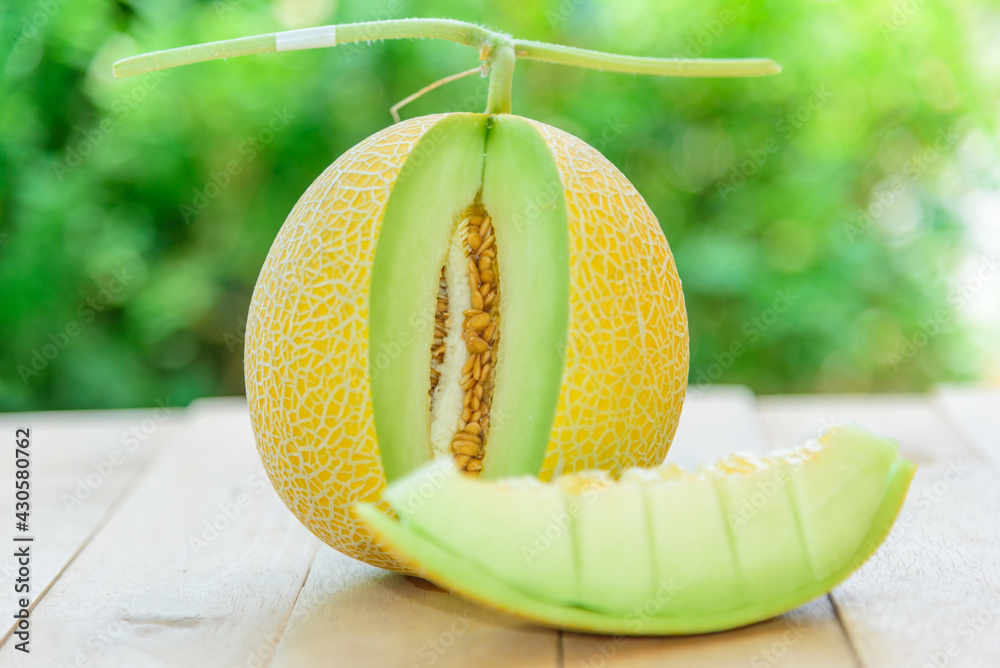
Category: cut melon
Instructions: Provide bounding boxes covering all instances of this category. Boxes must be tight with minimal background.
[357,425,915,634]
[246,113,689,571]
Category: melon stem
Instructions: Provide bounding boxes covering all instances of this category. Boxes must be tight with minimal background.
[111,18,782,112]
[485,42,516,115]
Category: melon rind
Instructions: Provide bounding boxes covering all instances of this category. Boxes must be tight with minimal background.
[246,115,449,572]
[527,119,688,479]
[359,426,916,634]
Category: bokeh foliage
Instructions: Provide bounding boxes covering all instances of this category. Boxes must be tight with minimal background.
[1,0,996,410]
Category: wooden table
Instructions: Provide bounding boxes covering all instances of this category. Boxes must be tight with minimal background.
[1,385,998,667]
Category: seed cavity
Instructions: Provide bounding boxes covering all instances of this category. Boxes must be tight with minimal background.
[426,203,499,476]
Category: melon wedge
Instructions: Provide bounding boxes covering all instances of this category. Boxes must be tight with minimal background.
[356,425,915,634]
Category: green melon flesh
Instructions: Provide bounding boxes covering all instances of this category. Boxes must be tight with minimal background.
[357,425,915,634]
[369,113,570,482]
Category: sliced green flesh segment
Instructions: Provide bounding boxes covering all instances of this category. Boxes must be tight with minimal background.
[713,462,813,601]
[560,475,654,615]
[480,116,570,479]
[644,477,746,616]
[362,426,915,634]
[382,457,578,606]
[370,113,570,481]
[370,114,487,481]
[787,427,902,580]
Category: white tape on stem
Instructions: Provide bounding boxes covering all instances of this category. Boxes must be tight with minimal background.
[275,26,338,52]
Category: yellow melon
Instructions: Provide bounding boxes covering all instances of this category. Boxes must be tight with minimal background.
[245,112,688,571]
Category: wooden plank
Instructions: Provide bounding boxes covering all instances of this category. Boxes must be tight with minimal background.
[0,405,180,643]
[936,384,1000,473]
[0,398,319,666]
[268,546,559,667]
[562,386,858,667]
[753,393,968,464]
[758,392,1000,667]
[668,385,771,468]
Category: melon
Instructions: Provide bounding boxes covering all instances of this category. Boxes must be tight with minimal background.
[357,425,916,634]
[111,18,781,572]
[244,113,689,570]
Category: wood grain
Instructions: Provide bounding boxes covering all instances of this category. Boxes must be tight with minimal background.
[0,407,179,644]
[0,398,319,667]
[561,386,858,667]
[754,393,969,464]
[758,392,1000,667]
[268,546,559,667]
[2,386,996,666]
[936,384,1000,473]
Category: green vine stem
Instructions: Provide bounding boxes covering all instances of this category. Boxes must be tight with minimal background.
[112,18,781,115]
[485,41,516,115]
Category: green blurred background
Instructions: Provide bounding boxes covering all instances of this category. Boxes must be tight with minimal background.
[2,0,999,411]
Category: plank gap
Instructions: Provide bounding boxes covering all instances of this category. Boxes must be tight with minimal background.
[261,541,322,668]
[825,594,863,668]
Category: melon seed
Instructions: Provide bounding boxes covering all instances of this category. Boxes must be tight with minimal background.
[427,205,501,473]
[467,337,489,354]
[466,313,491,331]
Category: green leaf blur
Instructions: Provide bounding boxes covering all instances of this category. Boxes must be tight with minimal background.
[2,0,997,410]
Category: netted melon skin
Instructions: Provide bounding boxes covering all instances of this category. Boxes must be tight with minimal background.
[246,116,445,572]
[246,114,688,571]
[528,119,688,479]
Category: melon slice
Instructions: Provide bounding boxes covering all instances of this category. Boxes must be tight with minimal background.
[356,425,915,634]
